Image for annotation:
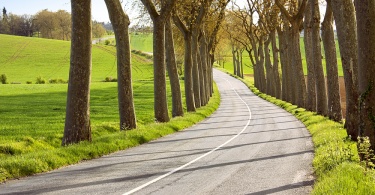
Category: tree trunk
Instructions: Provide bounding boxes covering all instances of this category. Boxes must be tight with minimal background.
[62,0,92,145]
[232,44,237,76]
[311,0,328,115]
[265,36,274,96]
[331,0,359,139]
[278,28,289,102]
[304,0,316,112]
[153,17,170,122]
[291,24,306,108]
[355,0,375,148]
[271,30,281,99]
[165,18,184,117]
[199,33,209,105]
[183,33,196,112]
[191,32,201,108]
[105,0,136,130]
[257,39,267,93]
[322,0,342,122]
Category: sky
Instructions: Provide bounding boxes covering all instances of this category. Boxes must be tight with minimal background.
[0,0,124,23]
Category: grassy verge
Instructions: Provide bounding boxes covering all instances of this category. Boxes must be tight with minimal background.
[0,82,220,183]
[216,67,375,194]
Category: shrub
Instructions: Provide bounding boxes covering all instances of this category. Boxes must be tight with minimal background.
[26,81,32,84]
[48,78,67,84]
[104,40,110,45]
[0,74,7,84]
[104,77,117,82]
[35,76,46,84]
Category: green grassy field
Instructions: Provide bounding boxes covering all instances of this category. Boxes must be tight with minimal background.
[0,34,220,182]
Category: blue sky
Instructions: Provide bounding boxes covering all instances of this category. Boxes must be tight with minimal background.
[0,0,115,22]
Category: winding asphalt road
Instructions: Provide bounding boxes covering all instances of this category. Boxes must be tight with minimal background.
[0,69,314,195]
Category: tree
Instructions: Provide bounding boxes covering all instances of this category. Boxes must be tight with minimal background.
[276,0,307,108]
[304,0,316,112]
[92,22,106,38]
[322,0,342,121]
[311,0,327,115]
[331,0,359,139]
[165,18,184,117]
[141,0,177,122]
[55,10,71,40]
[62,0,92,145]
[105,0,137,130]
[355,0,375,149]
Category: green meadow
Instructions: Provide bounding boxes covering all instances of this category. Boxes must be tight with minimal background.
[0,34,220,182]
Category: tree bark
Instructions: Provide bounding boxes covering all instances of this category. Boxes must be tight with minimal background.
[191,32,201,108]
[278,28,289,102]
[153,17,170,122]
[173,15,196,112]
[62,0,92,145]
[311,0,328,115]
[355,0,375,148]
[165,18,184,117]
[304,0,316,112]
[271,30,281,99]
[141,0,177,122]
[322,0,342,122]
[265,36,274,96]
[199,33,210,104]
[105,0,137,130]
[331,0,359,139]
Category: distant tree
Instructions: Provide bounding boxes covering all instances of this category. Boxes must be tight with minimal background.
[92,21,106,38]
[34,9,56,39]
[62,0,92,145]
[104,0,137,130]
[355,0,375,149]
[55,10,71,40]
[2,7,10,34]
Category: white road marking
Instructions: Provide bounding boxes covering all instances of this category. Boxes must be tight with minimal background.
[123,76,252,195]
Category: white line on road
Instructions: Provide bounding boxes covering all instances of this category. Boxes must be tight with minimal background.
[123,76,252,195]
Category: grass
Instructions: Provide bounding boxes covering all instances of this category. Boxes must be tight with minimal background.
[217,66,375,194]
[0,34,220,182]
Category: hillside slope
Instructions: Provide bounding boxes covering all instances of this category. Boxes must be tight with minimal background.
[0,34,153,83]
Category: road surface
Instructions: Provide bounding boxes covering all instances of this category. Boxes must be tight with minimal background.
[0,69,314,195]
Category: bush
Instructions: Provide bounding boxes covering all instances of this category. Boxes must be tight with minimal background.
[35,76,46,84]
[1,74,7,84]
[49,78,67,84]
[104,77,117,82]
[26,81,32,84]
[104,40,110,45]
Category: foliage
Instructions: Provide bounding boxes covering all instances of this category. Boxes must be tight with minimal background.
[104,77,117,82]
[358,136,375,170]
[35,76,46,84]
[0,74,7,84]
[48,78,67,84]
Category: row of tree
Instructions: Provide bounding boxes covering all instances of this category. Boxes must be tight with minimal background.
[62,0,230,145]
[0,7,107,40]
[225,0,375,149]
